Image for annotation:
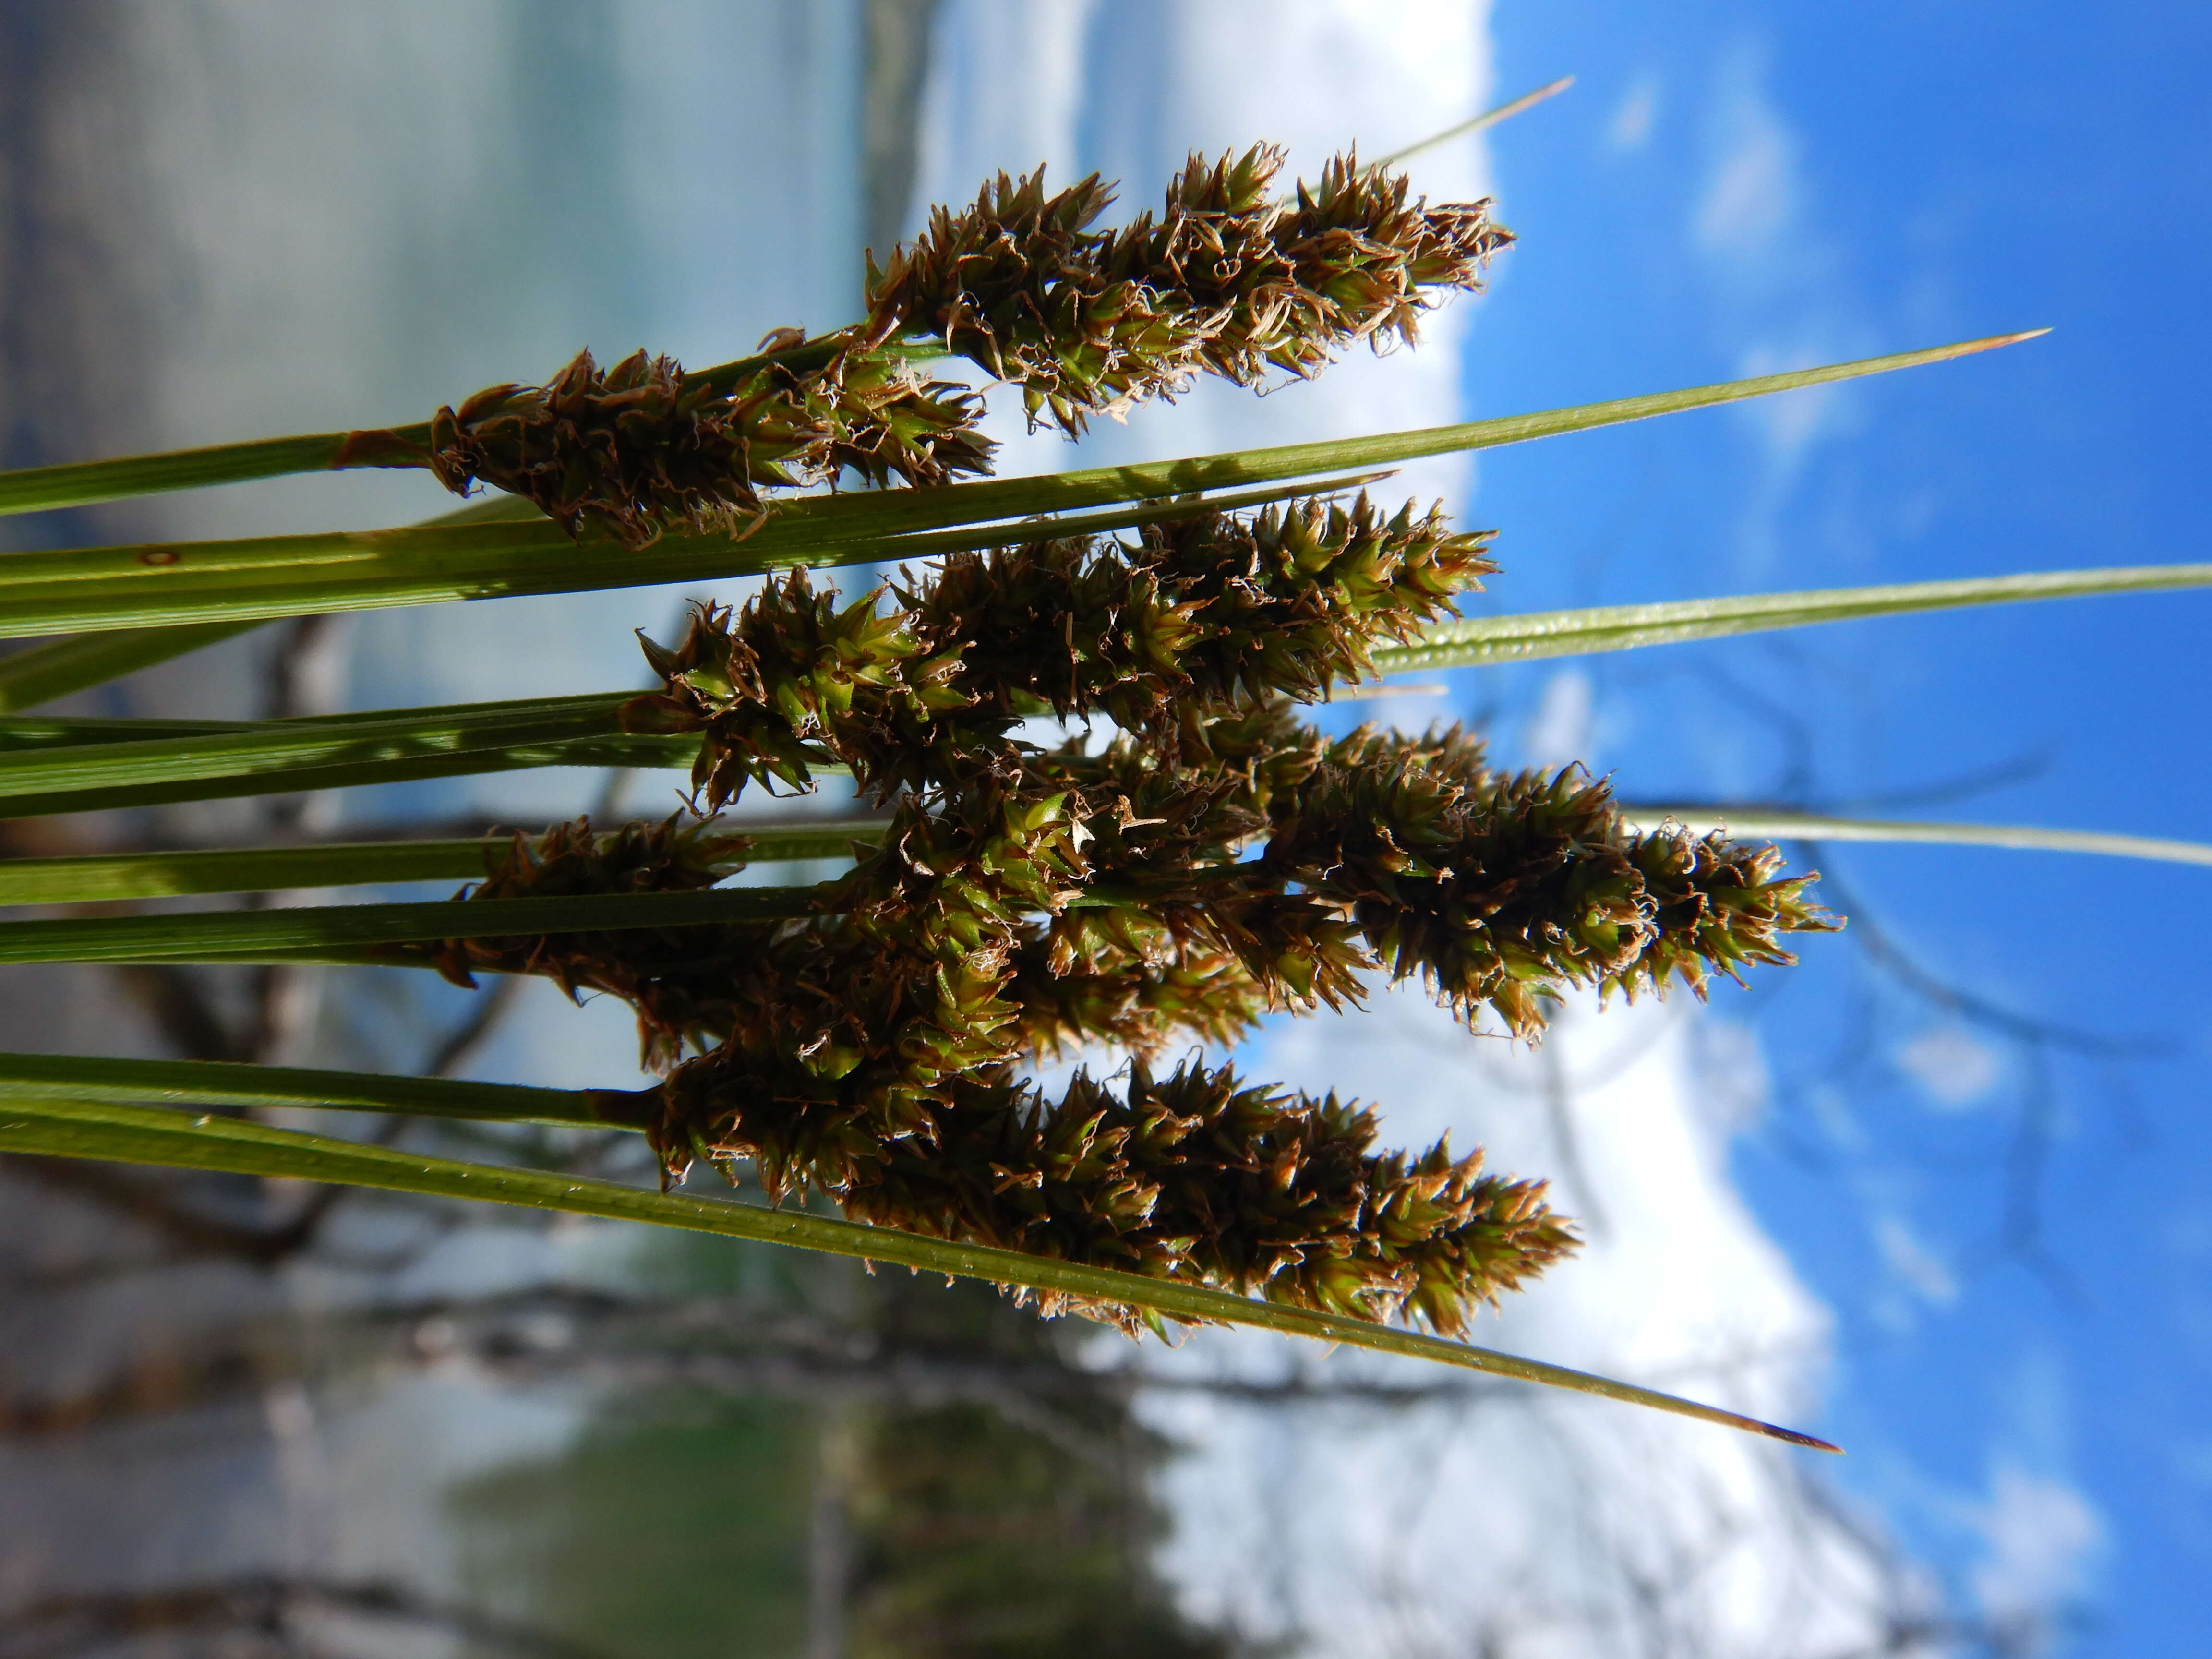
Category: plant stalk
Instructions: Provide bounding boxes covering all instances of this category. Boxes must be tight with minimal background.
[0,338,2039,640]
[0,1091,1840,1450]
[0,817,888,905]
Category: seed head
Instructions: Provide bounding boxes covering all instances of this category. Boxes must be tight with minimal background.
[866,145,1511,434]
[655,1052,1576,1336]
[389,337,993,547]
[622,494,1494,807]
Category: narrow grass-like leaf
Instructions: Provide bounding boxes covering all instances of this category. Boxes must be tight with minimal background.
[0,622,264,712]
[0,886,820,964]
[0,733,692,821]
[1370,562,2212,674]
[0,694,630,801]
[0,337,2036,639]
[0,691,633,747]
[0,841,492,904]
[0,338,950,519]
[0,495,550,712]
[0,817,888,905]
[1370,75,1575,170]
[0,469,1382,640]
[0,1092,1839,1449]
[0,433,379,519]
[732,816,888,864]
[0,1050,597,1123]
[1619,805,2212,867]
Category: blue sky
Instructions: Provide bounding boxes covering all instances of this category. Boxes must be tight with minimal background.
[1472,4,2212,1650]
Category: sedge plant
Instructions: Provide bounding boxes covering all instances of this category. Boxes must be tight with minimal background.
[3,110,2200,1449]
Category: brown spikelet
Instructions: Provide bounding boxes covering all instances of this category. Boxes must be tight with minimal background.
[405,336,995,547]
[621,493,1495,806]
[431,813,755,1072]
[653,1052,1575,1336]
[399,143,1843,1345]
[1262,728,1837,1038]
[865,145,1512,434]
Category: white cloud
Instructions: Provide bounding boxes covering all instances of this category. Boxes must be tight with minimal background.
[1608,76,1660,153]
[1521,668,1596,770]
[1694,1018,1773,1136]
[1696,62,1799,259]
[1140,990,1929,1659]
[1728,337,1863,486]
[1876,1215,1960,1308]
[1681,48,1882,574]
[1898,1025,2003,1109]
[1970,1466,2104,1653]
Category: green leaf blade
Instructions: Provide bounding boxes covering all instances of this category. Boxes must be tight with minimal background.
[0,820,889,905]
[0,840,493,905]
[0,622,266,712]
[0,336,2039,640]
[0,885,820,964]
[0,433,367,518]
[0,1092,1839,1450]
[0,694,634,803]
[0,1050,598,1123]
[1371,562,2212,674]
[1621,805,2212,868]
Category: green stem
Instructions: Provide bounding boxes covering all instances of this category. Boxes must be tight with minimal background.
[0,337,2035,639]
[0,734,693,821]
[0,817,887,905]
[0,885,821,965]
[0,434,384,519]
[0,1092,1838,1449]
[0,840,491,904]
[1621,805,2212,867]
[0,337,950,520]
[1369,561,2212,674]
[738,816,889,863]
[0,473,1366,641]
[0,494,550,714]
[0,1050,597,1122]
[0,694,632,803]
[0,622,266,713]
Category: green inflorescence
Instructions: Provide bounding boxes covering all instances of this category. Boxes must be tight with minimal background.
[865,144,1512,433]
[410,143,1830,1338]
[432,507,1827,1336]
[354,144,1506,549]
